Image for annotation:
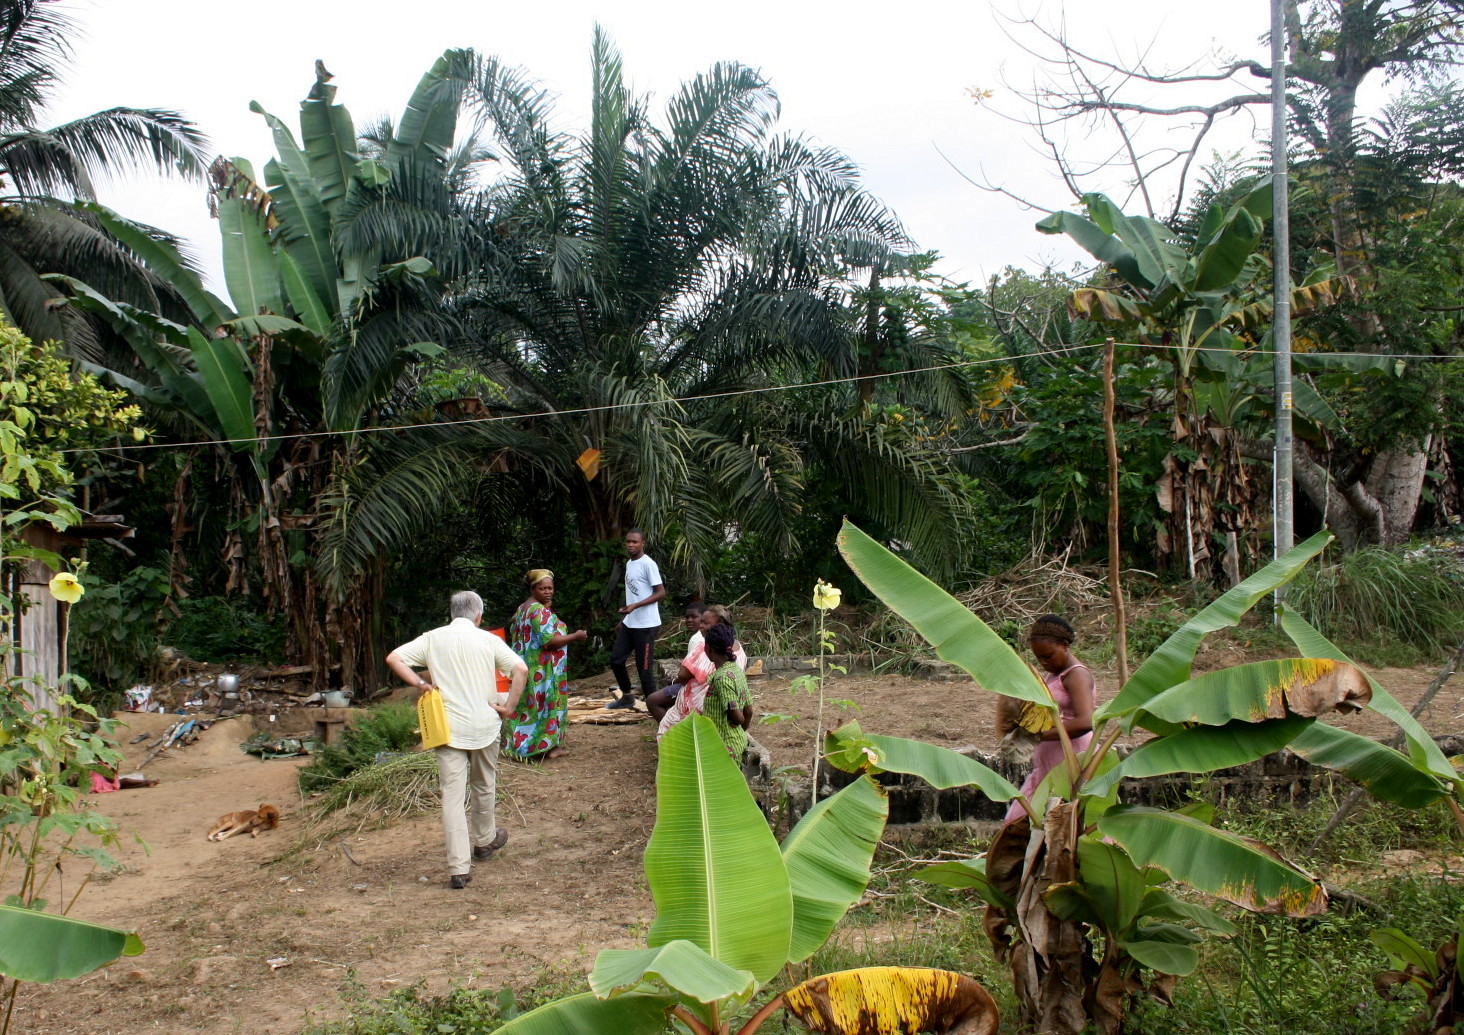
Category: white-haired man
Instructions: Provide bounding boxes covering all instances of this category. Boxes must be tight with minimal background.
[386,590,528,889]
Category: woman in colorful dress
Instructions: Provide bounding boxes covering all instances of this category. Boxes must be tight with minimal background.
[504,569,586,760]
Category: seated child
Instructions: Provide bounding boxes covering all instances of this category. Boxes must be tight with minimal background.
[646,602,708,722]
[702,622,753,758]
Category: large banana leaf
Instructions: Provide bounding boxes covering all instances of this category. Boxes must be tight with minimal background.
[252,101,338,308]
[836,521,1050,707]
[389,50,470,167]
[824,722,1020,801]
[1098,805,1326,916]
[49,278,219,421]
[278,249,333,337]
[780,966,1000,1035]
[1287,722,1450,808]
[492,991,680,1035]
[645,715,792,984]
[590,940,756,1004]
[1280,607,1457,784]
[1192,180,1271,291]
[80,203,232,328]
[1087,717,1312,797]
[1098,531,1333,729]
[186,328,257,455]
[0,905,143,982]
[298,74,359,218]
[1036,208,1151,290]
[216,195,284,319]
[780,774,888,963]
[1137,658,1369,726]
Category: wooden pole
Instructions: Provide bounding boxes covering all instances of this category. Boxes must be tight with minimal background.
[1104,339,1130,687]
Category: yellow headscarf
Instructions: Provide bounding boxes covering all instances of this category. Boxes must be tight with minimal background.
[525,568,554,586]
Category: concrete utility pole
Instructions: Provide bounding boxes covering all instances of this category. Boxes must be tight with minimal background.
[1272,0,1295,571]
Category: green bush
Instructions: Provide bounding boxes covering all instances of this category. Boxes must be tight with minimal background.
[68,564,172,702]
[301,981,516,1035]
[164,594,285,663]
[298,703,423,793]
[1288,545,1464,661]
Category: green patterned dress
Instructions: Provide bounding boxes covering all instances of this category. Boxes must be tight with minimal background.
[704,660,752,758]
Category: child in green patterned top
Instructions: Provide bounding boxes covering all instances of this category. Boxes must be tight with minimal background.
[702,623,752,758]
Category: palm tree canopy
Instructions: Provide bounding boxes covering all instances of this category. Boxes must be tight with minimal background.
[0,0,208,346]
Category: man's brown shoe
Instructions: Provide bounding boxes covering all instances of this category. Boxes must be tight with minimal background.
[472,829,509,861]
[449,873,471,890]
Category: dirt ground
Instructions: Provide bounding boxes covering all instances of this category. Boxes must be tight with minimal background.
[11,657,1461,1035]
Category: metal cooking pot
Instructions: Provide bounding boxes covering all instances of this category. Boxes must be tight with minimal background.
[217,673,239,698]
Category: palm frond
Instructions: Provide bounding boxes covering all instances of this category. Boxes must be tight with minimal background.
[3,108,208,198]
[0,0,72,128]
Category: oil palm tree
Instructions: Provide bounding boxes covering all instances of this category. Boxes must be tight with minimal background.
[0,0,208,348]
[425,29,978,579]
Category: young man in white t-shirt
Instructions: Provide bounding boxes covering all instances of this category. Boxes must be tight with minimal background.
[606,528,665,709]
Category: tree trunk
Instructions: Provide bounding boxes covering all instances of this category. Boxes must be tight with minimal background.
[1364,439,1431,546]
[1012,802,1092,1034]
[1238,437,1364,549]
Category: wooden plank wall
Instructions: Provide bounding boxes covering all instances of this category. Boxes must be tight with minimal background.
[4,556,62,714]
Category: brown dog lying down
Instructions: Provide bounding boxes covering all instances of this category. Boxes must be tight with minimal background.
[208,804,281,841]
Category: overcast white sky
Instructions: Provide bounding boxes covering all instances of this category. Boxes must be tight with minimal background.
[50,0,1276,292]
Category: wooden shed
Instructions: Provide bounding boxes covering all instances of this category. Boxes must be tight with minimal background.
[4,517,133,712]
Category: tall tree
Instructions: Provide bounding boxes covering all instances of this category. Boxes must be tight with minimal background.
[423,30,979,580]
[59,55,490,692]
[0,0,208,349]
[980,0,1464,551]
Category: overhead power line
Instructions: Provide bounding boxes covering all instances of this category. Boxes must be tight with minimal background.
[59,339,1462,457]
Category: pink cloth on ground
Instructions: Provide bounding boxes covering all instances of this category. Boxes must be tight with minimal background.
[1003,662,1094,824]
[90,772,121,794]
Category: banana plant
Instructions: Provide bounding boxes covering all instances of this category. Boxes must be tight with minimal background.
[828,519,1457,1035]
[1035,181,1353,582]
[1372,919,1464,1032]
[47,54,474,691]
[495,714,1001,1035]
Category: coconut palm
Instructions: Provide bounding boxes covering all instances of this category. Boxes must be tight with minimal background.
[0,0,208,348]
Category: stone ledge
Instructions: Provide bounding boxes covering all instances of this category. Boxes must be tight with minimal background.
[745,734,1461,828]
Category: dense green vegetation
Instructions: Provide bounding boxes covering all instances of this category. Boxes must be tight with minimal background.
[0,0,1447,705]
[8,1,1464,1030]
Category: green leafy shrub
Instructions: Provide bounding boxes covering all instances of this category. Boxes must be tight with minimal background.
[1288,545,1464,660]
[164,595,285,663]
[301,980,518,1035]
[298,703,422,793]
[69,564,172,701]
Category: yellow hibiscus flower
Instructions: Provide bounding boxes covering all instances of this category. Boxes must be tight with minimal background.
[48,571,84,603]
[813,579,842,611]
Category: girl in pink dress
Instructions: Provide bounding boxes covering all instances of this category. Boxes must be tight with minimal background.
[1004,615,1095,825]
